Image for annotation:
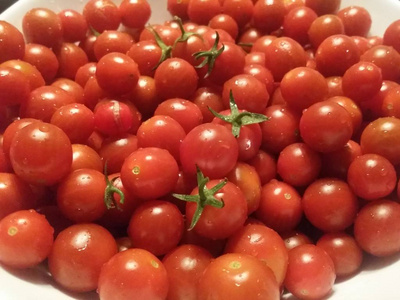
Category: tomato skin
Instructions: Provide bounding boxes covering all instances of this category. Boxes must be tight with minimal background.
[347,153,396,201]
[361,45,400,81]
[121,147,179,200]
[198,253,280,300]
[0,209,53,269]
[48,223,117,293]
[0,173,37,221]
[58,9,88,43]
[308,14,345,49]
[22,8,63,48]
[23,43,59,83]
[162,244,213,300]
[56,169,107,223]
[98,248,169,300]
[255,179,302,233]
[337,5,372,37]
[252,0,285,34]
[282,6,318,46]
[119,0,151,29]
[354,199,400,257]
[94,30,134,60]
[0,21,25,63]
[70,144,103,172]
[316,232,363,277]
[0,66,30,106]
[299,100,353,153]
[224,223,288,286]
[284,244,336,300]
[281,230,313,251]
[302,178,359,232]
[9,122,72,186]
[180,123,239,179]
[187,0,222,25]
[247,149,277,185]
[360,117,400,166]
[128,200,184,256]
[186,180,248,240]
[83,0,121,33]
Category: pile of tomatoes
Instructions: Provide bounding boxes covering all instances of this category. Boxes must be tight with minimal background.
[1,0,400,299]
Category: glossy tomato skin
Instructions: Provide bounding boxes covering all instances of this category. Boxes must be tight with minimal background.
[121,147,179,199]
[56,169,107,223]
[299,100,353,153]
[354,199,400,257]
[316,232,363,277]
[0,209,53,269]
[302,178,359,232]
[162,244,213,300]
[337,5,372,37]
[360,117,400,165]
[284,244,336,300]
[0,21,25,63]
[361,45,400,81]
[128,200,184,256]
[255,179,302,233]
[308,14,345,49]
[180,123,239,179]
[198,252,280,300]
[0,66,30,106]
[23,43,59,83]
[224,223,288,285]
[9,122,72,186]
[186,180,248,240]
[98,248,169,300]
[83,0,121,33]
[48,223,117,293]
[70,144,103,172]
[347,153,397,201]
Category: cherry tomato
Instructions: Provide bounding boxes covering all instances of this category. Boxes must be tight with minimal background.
[83,0,121,33]
[252,0,286,34]
[121,147,179,199]
[119,0,151,29]
[58,9,88,43]
[0,21,25,63]
[284,244,336,300]
[48,223,117,292]
[0,209,53,269]
[98,248,169,300]
[9,122,72,186]
[337,5,372,37]
[70,144,103,172]
[198,252,280,300]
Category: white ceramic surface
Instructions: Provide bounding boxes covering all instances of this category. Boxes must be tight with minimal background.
[1,0,400,299]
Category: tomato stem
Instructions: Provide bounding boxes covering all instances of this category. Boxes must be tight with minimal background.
[148,25,172,70]
[173,16,203,47]
[209,90,269,137]
[103,163,125,210]
[173,165,225,230]
[193,31,225,78]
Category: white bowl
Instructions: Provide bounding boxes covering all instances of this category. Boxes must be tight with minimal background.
[1,0,400,299]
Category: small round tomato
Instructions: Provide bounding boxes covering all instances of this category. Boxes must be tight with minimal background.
[299,100,353,153]
[198,252,280,300]
[0,209,53,269]
[96,52,140,95]
[224,223,288,286]
[354,199,400,257]
[277,142,321,187]
[9,122,72,186]
[0,21,25,63]
[48,223,117,293]
[180,123,239,179]
[162,244,213,300]
[247,149,277,185]
[187,0,221,25]
[361,45,400,81]
[255,179,302,233]
[128,200,184,256]
[252,0,285,34]
[22,7,63,48]
[98,248,169,300]
[56,168,107,223]
[83,0,121,33]
[337,5,372,37]
[316,232,363,277]
[284,244,336,300]
[55,42,89,80]
[347,153,397,201]
[121,147,179,199]
[94,30,134,60]
[0,66,30,106]
[302,178,359,232]
[308,14,345,49]
[70,144,103,172]
[281,230,313,251]
[282,6,318,46]
[119,0,151,29]
[23,43,59,83]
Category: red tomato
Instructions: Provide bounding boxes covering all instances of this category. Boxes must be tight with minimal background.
[354,199,400,257]
[0,209,53,269]
[284,244,336,300]
[180,123,239,179]
[120,147,179,199]
[0,21,25,63]
[198,253,280,300]
[128,200,184,256]
[9,122,72,186]
[98,248,169,300]
[162,244,213,300]
[83,0,121,33]
[224,223,289,285]
[48,223,117,292]
[302,178,359,232]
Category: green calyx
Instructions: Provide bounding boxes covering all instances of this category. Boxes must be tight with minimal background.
[173,16,203,47]
[103,163,125,210]
[173,166,226,230]
[193,31,225,78]
[209,90,269,138]
[148,25,173,70]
